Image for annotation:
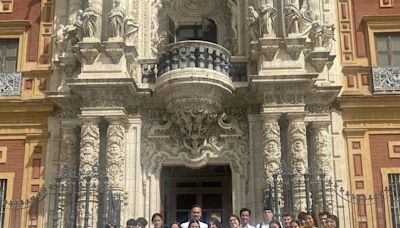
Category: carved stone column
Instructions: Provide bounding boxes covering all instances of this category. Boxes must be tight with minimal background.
[311,122,333,212]
[78,117,100,228]
[105,117,126,192]
[287,114,308,211]
[262,114,282,187]
[262,113,282,214]
[59,119,80,228]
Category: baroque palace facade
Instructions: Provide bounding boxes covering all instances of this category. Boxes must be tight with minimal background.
[338,0,400,227]
[0,0,398,228]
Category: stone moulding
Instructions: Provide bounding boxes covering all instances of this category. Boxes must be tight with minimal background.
[372,67,400,92]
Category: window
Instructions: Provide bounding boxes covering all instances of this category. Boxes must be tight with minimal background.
[389,174,400,228]
[375,33,400,66]
[175,19,217,43]
[0,179,7,228]
[0,39,18,73]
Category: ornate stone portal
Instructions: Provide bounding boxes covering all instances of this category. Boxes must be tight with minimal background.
[48,0,345,226]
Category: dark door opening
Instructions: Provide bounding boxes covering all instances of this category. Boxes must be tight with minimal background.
[161,165,232,226]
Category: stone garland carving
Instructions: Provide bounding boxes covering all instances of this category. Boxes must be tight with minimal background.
[106,123,126,191]
[288,120,307,176]
[109,0,125,38]
[263,119,281,187]
[140,109,249,177]
[312,124,332,177]
[79,123,100,177]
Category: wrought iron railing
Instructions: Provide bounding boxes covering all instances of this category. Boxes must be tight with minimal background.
[372,67,400,93]
[0,72,22,96]
[158,40,231,77]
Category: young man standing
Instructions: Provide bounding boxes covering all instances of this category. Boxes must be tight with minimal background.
[239,208,255,228]
[318,211,330,227]
[256,208,274,228]
[281,213,292,228]
[180,205,208,228]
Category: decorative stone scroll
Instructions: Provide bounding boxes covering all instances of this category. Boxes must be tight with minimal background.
[106,121,126,191]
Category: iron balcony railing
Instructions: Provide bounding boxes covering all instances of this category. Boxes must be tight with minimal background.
[0,72,22,96]
[372,66,400,93]
[158,40,231,77]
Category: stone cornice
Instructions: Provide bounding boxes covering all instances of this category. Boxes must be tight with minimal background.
[0,20,31,32]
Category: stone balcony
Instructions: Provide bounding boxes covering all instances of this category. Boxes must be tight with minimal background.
[0,72,22,96]
[155,40,234,113]
[372,67,400,93]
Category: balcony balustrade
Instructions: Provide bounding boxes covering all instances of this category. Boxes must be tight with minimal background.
[372,67,400,93]
[0,72,22,96]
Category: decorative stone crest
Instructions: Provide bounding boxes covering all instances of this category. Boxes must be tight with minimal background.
[141,109,249,176]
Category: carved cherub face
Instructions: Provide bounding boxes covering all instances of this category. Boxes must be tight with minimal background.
[293,140,304,152]
[108,143,120,155]
[267,141,278,152]
[82,142,93,155]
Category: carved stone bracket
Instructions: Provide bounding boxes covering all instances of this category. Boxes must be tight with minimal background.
[104,39,125,64]
[260,38,280,61]
[59,55,78,76]
[283,37,306,60]
[306,49,330,72]
[77,39,102,64]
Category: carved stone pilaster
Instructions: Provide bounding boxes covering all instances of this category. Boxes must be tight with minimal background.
[60,122,80,174]
[106,118,126,192]
[287,114,308,211]
[78,117,100,228]
[262,114,282,188]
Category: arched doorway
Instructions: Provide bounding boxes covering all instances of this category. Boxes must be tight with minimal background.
[160,165,232,226]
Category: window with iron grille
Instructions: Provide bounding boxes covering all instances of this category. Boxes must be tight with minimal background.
[0,39,18,73]
[389,174,400,227]
[375,33,400,66]
[0,179,7,228]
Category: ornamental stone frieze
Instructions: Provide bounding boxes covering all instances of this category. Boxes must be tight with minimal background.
[372,67,400,93]
[141,108,249,176]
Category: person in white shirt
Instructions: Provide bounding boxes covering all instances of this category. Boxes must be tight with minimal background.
[180,205,208,228]
[256,207,274,228]
[239,208,255,228]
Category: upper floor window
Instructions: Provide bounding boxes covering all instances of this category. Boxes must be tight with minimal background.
[175,19,217,43]
[375,33,400,66]
[0,39,18,73]
[0,179,7,227]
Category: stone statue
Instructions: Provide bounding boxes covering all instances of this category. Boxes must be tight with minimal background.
[124,13,139,44]
[247,6,260,43]
[54,25,66,56]
[299,1,313,33]
[82,0,98,38]
[260,3,277,37]
[109,0,125,38]
[322,24,336,49]
[284,2,300,35]
[73,10,84,42]
[307,22,323,47]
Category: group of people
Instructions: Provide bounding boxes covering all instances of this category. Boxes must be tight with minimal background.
[106,205,339,228]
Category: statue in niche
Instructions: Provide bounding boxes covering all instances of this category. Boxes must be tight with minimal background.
[124,13,139,44]
[82,0,98,38]
[247,6,259,43]
[284,1,300,35]
[109,0,125,38]
[260,2,277,37]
